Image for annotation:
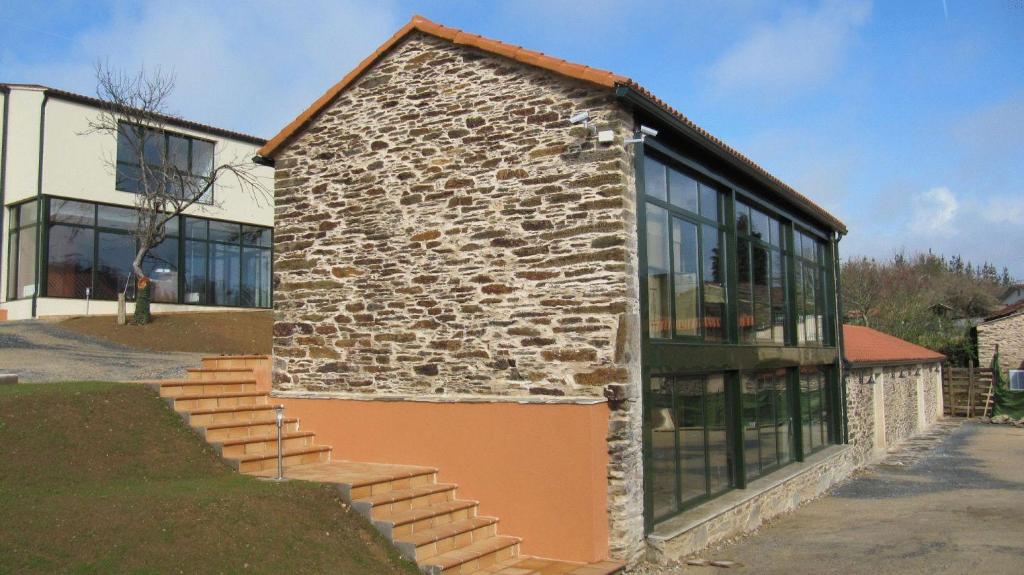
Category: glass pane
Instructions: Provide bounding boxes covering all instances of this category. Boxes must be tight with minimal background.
[800,367,817,454]
[18,201,38,227]
[648,376,678,521]
[775,372,793,465]
[95,232,135,300]
[191,139,214,176]
[143,237,179,303]
[742,374,761,480]
[167,135,190,172]
[644,156,667,201]
[700,184,719,222]
[675,377,706,505]
[97,205,136,231]
[770,250,786,342]
[758,374,777,472]
[210,242,240,306]
[672,218,699,337]
[184,240,208,304]
[16,228,38,299]
[240,247,271,308]
[752,244,771,342]
[143,129,164,166]
[49,199,95,226]
[737,238,754,342]
[185,217,208,240]
[769,218,783,248]
[735,201,750,235]
[804,264,818,343]
[242,225,270,247]
[801,232,817,261]
[6,232,16,299]
[116,123,140,165]
[668,168,698,213]
[47,225,94,298]
[820,374,831,446]
[750,208,770,243]
[116,163,141,193]
[209,221,241,243]
[794,264,806,344]
[706,375,731,494]
[646,203,671,339]
[702,226,726,342]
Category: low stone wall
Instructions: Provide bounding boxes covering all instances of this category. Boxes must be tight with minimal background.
[646,360,944,563]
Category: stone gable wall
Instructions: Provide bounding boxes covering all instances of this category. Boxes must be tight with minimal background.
[271,32,638,400]
[978,312,1024,374]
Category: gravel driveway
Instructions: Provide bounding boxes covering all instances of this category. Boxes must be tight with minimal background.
[678,421,1024,574]
[0,320,204,382]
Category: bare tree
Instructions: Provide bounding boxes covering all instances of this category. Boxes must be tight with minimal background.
[842,257,883,328]
[85,62,270,324]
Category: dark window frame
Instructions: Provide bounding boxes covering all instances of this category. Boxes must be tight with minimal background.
[115,122,216,205]
[5,199,40,301]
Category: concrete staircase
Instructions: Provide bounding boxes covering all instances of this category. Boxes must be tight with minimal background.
[146,355,623,575]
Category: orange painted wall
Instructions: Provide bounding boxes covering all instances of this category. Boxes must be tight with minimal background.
[277,397,611,563]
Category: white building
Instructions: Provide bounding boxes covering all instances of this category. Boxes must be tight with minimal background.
[0,84,274,320]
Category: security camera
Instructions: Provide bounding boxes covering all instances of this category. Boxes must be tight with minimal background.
[625,124,659,145]
[569,111,590,125]
[640,125,658,138]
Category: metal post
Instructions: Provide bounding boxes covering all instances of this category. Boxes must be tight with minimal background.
[275,405,284,481]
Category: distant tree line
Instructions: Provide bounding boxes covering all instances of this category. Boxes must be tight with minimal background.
[842,251,1016,366]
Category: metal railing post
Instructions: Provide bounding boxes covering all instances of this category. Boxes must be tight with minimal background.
[275,405,284,481]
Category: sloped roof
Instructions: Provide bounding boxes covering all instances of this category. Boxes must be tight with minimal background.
[843,324,945,366]
[985,300,1024,322]
[0,83,266,145]
[258,15,845,233]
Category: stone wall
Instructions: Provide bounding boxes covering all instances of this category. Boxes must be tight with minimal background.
[269,32,647,563]
[882,366,919,447]
[843,361,943,454]
[978,312,1024,373]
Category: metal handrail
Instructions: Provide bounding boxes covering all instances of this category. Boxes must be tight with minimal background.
[275,405,284,481]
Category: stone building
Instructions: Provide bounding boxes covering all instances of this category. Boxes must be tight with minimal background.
[978,302,1024,373]
[257,16,935,568]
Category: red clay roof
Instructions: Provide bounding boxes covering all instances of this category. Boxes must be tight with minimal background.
[258,16,844,233]
[985,300,1024,322]
[843,324,945,366]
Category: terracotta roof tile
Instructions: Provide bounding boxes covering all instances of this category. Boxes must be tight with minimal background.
[258,15,843,232]
[843,324,945,366]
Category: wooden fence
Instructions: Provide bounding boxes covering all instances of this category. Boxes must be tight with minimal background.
[943,362,994,418]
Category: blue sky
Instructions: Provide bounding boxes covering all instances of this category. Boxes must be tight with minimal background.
[2,1,1023,275]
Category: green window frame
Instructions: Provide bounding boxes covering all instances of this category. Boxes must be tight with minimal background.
[5,200,40,301]
[735,200,788,345]
[793,229,829,345]
[115,122,215,204]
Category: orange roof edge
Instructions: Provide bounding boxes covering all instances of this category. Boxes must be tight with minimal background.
[257,15,627,158]
[842,324,946,366]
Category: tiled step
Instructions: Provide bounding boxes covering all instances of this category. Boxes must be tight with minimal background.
[395,515,499,562]
[152,379,259,398]
[170,391,268,412]
[376,499,480,540]
[186,367,257,382]
[353,483,458,520]
[420,534,520,575]
[184,404,281,427]
[473,557,624,575]
[202,418,300,442]
[217,431,316,458]
[232,445,332,474]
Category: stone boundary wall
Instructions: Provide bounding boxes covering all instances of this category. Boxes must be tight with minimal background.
[846,361,944,456]
[978,312,1024,374]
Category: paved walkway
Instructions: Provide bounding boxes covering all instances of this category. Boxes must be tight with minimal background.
[681,421,1024,574]
[0,320,203,382]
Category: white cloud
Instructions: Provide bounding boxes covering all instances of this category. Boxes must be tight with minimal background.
[705,0,871,99]
[982,195,1024,225]
[0,1,400,137]
[909,186,958,234]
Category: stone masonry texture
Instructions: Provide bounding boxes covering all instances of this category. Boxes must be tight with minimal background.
[978,312,1024,375]
[270,33,646,562]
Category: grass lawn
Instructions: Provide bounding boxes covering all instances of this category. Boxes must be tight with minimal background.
[0,382,419,574]
[60,310,272,355]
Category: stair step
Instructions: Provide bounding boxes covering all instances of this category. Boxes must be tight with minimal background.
[420,535,520,575]
[185,405,280,427]
[218,431,316,457]
[233,445,332,473]
[377,499,479,540]
[354,483,458,520]
[155,379,259,397]
[202,418,299,441]
[396,516,499,562]
[475,557,624,575]
[171,391,268,412]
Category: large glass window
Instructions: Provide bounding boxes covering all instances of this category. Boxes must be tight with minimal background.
[741,369,793,481]
[116,123,215,204]
[800,366,832,454]
[6,201,39,300]
[47,226,94,298]
[647,373,734,522]
[736,201,787,344]
[644,155,728,342]
[795,230,828,345]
